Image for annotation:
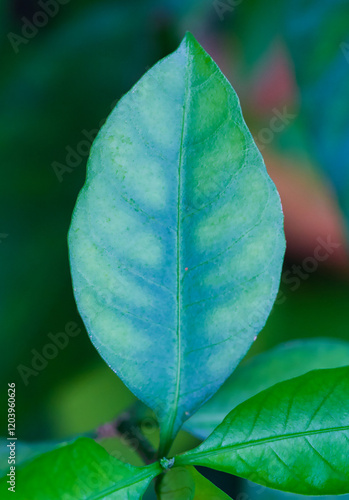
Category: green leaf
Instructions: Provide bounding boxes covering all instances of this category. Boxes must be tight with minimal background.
[177,366,349,495]
[243,478,349,500]
[156,465,232,499]
[68,32,285,453]
[186,338,349,439]
[284,0,349,239]
[98,437,145,467]
[0,434,144,478]
[0,438,68,477]
[0,437,161,499]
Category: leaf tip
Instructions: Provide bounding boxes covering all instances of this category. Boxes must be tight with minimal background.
[181,31,200,51]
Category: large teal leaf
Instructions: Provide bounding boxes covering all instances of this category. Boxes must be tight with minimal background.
[186,338,349,439]
[156,465,232,499]
[69,32,285,454]
[0,437,161,499]
[177,366,349,495]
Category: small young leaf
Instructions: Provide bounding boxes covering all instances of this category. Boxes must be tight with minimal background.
[69,32,285,453]
[0,437,161,499]
[186,338,349,439]
[177,366,349,495]
[156,465,232,499]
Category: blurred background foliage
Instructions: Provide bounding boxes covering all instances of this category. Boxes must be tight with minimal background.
[1,0,348,497]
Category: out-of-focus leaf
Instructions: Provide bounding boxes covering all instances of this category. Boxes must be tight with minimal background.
[69,32,285,454]
[243,479,349,500]
[156,465,231,499]
[285,0,349,240]
[0,437,161,499]
[186,338,349,439]
[178,367,349,495]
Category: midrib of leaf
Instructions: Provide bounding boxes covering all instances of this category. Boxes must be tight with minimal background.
[89,463,160,499]
[177,424,349,465]
[160,38,191,456]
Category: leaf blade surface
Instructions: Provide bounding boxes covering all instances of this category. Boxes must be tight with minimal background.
[0,437,160,499]
[178,367,349,495]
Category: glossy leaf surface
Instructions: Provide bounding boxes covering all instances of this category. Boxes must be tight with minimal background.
[178,367,349,495]
[156,466,231,499]
[243,478,349,500]
[0,435,144,477]
[0,438,69,477]
[69,32,285,452]
[0,438,160,499]
[186,338,349,439]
